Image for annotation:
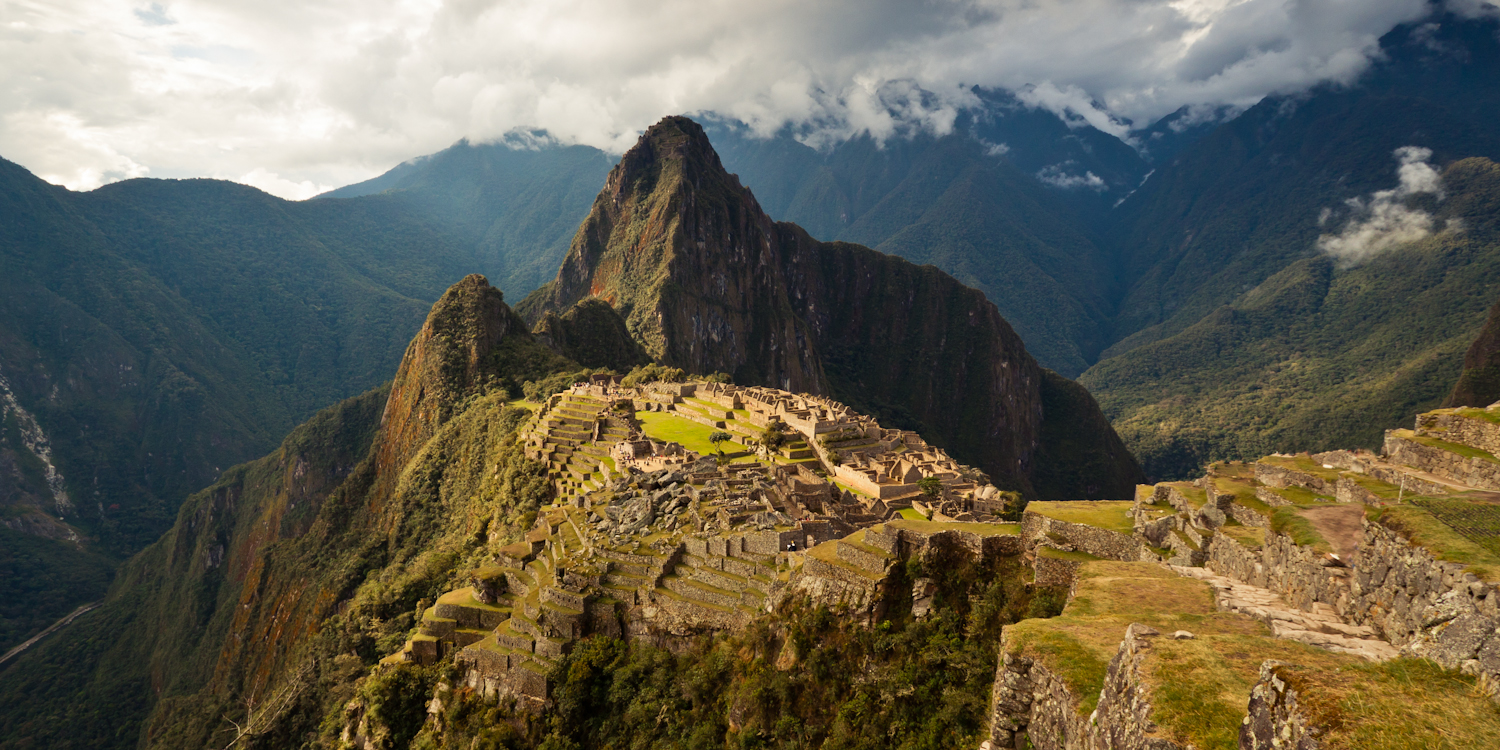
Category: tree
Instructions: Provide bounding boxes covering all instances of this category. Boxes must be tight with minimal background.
[917,477,943,498]
[708,431,732,454]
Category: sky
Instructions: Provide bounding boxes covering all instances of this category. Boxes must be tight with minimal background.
[0,0,1481,199]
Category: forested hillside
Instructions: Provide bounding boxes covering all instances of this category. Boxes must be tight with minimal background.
[0,160,475,652]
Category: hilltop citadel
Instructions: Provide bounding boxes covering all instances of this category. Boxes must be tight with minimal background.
[364,375,1500,749]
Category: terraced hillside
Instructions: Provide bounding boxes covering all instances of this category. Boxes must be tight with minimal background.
[352,376,1030,731]
[982,401,1500,748]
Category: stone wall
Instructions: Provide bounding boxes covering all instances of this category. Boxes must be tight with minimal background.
[1254,462,1333,493]
[1207,529,1350,613]
[1350,520,1500,692]
[1239,661,1322,750]
[1385,432,1500,491]
[1417,412,1500,456]
[1033,556,1084,589]
[988,624,1182,750]
[1205,515,1500,697]
[1023,511,1144,562]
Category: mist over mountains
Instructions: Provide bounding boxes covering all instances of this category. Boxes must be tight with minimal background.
[1,7,1499,715]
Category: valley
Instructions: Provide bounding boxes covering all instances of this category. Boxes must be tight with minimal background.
[2,7,1500,749]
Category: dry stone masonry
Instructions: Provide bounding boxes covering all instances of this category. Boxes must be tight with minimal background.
[984,402,1500,749]
[382,378,1026,707]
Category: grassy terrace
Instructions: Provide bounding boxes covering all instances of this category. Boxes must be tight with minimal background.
[1259,454,1345,484]
[1270,507,1333,554]
[1395,429,1500,464]
[1445,407,1500,425]
[1005,562,1500,749]
[1211,476,1274,516]
[637,410,749,455]
[886,519,1020,536]
[1262,484,1336,505]
[1374,500,1500,582]
[1218,525,1266,550]
[1165,482,1209,508]
[1027,501,1135,533]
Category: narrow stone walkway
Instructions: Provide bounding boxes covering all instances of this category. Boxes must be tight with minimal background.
[1171,566,1398,661]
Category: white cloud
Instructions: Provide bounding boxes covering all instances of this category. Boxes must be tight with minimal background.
[1036,162,1108,191]
[1316,146,1454,266]
[0,0,1443,198]
[232,167,332,200]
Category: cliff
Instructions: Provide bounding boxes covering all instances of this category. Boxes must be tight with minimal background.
[1445,296,1500,408]
[521,116,1142,498]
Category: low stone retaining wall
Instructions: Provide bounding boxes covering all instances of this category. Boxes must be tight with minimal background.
[1350,520,1500,691]
[1417,412,1500,456]
[988,624,1181,750]
[835,541,889,574]
[1207,529,1348,614]
[1385,433,1500,491]
[1240,661,1322,750]
[1255,462,1333,493]
[1033,556,1083,589]
[1023,512,1143,561]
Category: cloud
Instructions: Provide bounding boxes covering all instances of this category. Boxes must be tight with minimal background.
[0,0,1445,198]
[1036,162,1107,191]
[232,167,332,201]
[1316,146,1454,266]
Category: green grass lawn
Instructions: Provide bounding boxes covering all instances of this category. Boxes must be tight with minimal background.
[1027,501,1135,533]
[636,411,749,456]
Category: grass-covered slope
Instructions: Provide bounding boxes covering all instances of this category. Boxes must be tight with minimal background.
[1085,157,1500,479]
[0,157,481,651]
[0,276,577,750]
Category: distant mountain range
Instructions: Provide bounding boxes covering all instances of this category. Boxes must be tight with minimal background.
[2,7,1498,664]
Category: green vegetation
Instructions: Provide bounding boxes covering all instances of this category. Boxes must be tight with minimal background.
[1086,157,1500,480]
[0,529,115,654]
[419,550,1065,750]
[1026,501,1135,533]
[1004,561,1500,749]
[1270,507,1333,554]
[637,412,749,456]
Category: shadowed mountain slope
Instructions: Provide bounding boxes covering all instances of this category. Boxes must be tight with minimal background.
[0,159,477,653]
[520,116,1143,500]
[0,276,572,749]
[1445,295,1500,409]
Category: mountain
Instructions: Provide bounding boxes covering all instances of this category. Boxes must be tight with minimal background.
[1082,12,1500,477]
[0,159,477,653]
[322,139,615,298]
[1084,159,1500,478]
[0,275,573,749]
[1445,295,1500,408]
[316,92,1158,377]
[519,115,1143,500]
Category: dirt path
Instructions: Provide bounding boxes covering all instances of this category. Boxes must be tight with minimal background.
[1299,505,1365,559]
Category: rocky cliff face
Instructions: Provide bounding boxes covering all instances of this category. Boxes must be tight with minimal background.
[522,116,1141,497]
[1445,297,1500,408]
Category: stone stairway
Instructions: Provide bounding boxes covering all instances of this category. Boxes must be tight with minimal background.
[1172,566,1399,661]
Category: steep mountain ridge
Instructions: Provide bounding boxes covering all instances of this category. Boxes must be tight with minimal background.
[521,116,1142,498]
[0,276,570,749]
[1445,296,1500,408]
[0,157,479,653]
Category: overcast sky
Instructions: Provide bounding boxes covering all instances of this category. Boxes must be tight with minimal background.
[1,0,1479,199]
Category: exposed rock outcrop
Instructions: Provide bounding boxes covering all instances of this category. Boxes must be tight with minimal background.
[521,116,1143,499]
